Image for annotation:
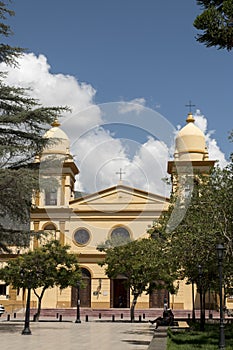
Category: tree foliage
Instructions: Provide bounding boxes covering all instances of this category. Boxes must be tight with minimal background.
[150,161,233,303]
[0,1,66,252]
[0,1,23,65]
[98,238,177,321]
[194,0,233,50]
[0,240,81,320]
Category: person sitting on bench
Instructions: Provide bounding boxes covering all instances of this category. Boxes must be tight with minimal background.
[149,308,174,329]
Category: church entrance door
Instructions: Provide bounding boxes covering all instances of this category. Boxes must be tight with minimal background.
[110,278,129,308]
[149,289,169,308]
[71,268,91,307]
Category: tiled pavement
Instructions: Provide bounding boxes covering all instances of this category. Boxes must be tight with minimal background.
[1,308,223,350]
[0,319,161,350]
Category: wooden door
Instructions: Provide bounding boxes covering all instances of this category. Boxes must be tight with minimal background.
[71,268,91,307]
[149,289,169,308]
[111,279,129,308]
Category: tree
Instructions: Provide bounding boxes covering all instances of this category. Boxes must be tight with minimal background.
[98,238,177,321]
[0,239,81,321]
[150,162,233,326]
[0,1,66,252]
[0,1,23,65]
[194,0,233,50]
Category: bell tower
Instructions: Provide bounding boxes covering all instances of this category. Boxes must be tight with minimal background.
[31,120,79,246]
[38,119,79,207]
[167,112,216,193]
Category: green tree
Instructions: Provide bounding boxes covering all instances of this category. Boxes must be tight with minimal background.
[150,162,233,325]
[0,1,23,65]
[98,238,177,321]
[0,239,81,321]
[0,1,66,252]
[194,0,233,50]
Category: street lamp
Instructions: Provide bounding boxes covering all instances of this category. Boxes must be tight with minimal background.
[216,244,225,350]
[198,265,204,331]
[75,281,81,323]
[191,279,196,322]
[21,271,32,335]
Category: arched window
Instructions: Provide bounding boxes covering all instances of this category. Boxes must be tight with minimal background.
[44,224,56,231]
[43,223,57,240]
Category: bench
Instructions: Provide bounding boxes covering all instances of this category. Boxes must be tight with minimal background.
[170,321,190,332]
[178,321,190,329]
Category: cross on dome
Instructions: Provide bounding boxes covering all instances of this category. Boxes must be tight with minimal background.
[185,101,195,123]
[185,100,195,113]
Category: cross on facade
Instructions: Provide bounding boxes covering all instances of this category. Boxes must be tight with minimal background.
[185,100,195,113]
[116,168,126,181]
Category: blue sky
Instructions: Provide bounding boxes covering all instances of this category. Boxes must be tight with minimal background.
[3,0,232,194]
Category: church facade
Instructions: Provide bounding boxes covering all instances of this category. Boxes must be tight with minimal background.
[1,113,220,312]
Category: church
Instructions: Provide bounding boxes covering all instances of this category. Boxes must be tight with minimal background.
[1,112,217,312]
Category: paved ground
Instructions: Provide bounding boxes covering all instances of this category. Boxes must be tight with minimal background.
[148,327,168,350]
[0,320,159,350]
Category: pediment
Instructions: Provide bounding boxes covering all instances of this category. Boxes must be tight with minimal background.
[70,184,169,213]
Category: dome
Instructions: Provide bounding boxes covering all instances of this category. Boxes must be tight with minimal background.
[175,113,208,161]
[43,119,70,156]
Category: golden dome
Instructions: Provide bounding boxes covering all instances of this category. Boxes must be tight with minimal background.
[43,120,70,156]
[175,113,208,161]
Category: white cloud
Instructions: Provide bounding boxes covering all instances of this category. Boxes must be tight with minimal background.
[118,98,146,114]
[0,53,96,114]
[0,53,227,196]
[72,127,129,193]
[130,137,170,196]
[72,128,170,196]
[194,109,208,133]
[0,52,104,164]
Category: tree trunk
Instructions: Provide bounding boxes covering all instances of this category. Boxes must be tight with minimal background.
[33,287,46,322]
[130,294,138,322]
[199,283,205,332]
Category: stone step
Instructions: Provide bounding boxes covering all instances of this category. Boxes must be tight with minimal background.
[153,333,167,338]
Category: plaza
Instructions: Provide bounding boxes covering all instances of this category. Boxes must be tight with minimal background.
[0,320,159,350]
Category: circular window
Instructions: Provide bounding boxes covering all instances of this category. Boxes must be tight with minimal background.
[111,227,131,240]
[74,228,90,246]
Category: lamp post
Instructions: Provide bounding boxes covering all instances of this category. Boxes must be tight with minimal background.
[191,280,196,322]
[198,265,204,331]
[75,281,81,323]
[216,244,225,350]
[21,271,32,335]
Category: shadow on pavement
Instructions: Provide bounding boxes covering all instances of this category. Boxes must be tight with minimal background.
[122,339,151,346]
[0,324,22,333]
